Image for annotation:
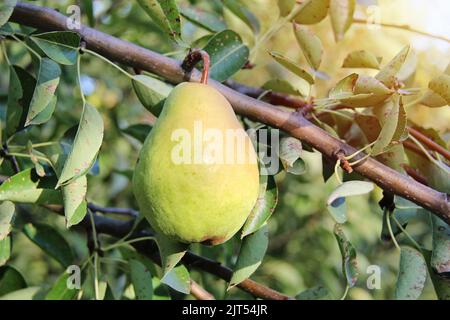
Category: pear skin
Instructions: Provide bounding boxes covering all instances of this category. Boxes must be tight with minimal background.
[133,83,260,245]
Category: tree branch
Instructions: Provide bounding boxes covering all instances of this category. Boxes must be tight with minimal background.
[9,2,450,224]
[227,81,450,162]
[408,127,450,162]
[190,280,215,300]
[39,203,290,300]
[87,203,139,218]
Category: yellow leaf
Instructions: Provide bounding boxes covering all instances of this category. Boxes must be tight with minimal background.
[342,50,382,69]
[330,0,355,41]
[293,23,323,70]
[294,0,330,25]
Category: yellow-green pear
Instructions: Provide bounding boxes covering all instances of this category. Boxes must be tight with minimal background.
[133,82,259,245]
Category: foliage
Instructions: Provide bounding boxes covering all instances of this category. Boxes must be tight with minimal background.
[0,0,448,300]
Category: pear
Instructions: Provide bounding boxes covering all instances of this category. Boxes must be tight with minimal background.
[133,82,260,245]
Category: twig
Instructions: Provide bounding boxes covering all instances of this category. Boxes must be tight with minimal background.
[225,80,309,109]
[408,127,450,163]
[37,203,290,300]
[402,164,428,186]
[1,144,20,173]
[352,18,450,43]
[225,82,450,165]
[181,49,210,84]
[190,280,215,300]
[335,151,353,174]
[403,140,429,158]
[9,2,450,223]
[88,203,139,218]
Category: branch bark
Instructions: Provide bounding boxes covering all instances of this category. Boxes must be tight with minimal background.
[10,2,449,224]
[7,0,450,210]
[226,81,450,163]
[190,280,215,300]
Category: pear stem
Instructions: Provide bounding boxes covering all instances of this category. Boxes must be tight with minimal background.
[181,49,210,85]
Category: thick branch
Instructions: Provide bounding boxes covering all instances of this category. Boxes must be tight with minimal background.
[9,4,450,221]
[227,81,450,162]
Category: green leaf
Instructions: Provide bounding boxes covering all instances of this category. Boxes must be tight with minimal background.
[223,0,260,34]
[242,175,278,237]
[329,73,357,98]
[203,30,249,82]
[428,74,450,104]
[229,224,268,288]
[376,45,410,88]
[262,79,303,96]
[23,223,74,267]
[132,74,172,116]
[293,24,323,70]
[423,250,450,300]
[0,286,40,300]
[342,50,382,69]
[6,66,35,138]
[269,51,314,84]
[296,285,332,300]
[381,197,417,241]
[129,259,153,300]
[0,22,14,35]
[180,6,226,32]
[0,237,11,266]
[395,246,427,300]
[25,58,61,126]
[376,144,406,173]
[45,272,79,300]
[334,224,359,287]
[330,73,392,107]
[136,0,182,43]
[329,0,355,41]
[372,95,407,155]
[327,181,374,223]
[0,201,15,241]
[82,0,95,27]
[191,34,214,48]
[327,197,347,224]
[294,0,330,25]
[63,175,87,228]
[0,169,62,205]
[57,104,104,187]
[122,124,153,143]
[278,136,304,174]
[119,247,157,276]
[30,31,81,65]
[0,266,26,297]
[161,265,190,294]
[156,233,189,276]
[327,181,374,203]
[28,95,57,126]
[0,0,17,28]
[431,216,450,274]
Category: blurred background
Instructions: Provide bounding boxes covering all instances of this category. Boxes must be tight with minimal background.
[0,0,448,299]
